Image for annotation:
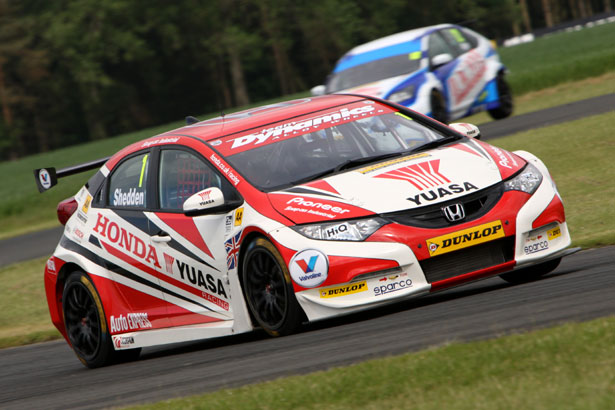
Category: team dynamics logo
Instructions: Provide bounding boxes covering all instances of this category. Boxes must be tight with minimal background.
[289,249,328,288]
[224,230,242,270]
[375,159,449,190]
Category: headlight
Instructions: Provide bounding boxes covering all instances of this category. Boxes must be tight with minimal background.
[292,218,387,241]
[388,86,415,103]
[504,163,543,194]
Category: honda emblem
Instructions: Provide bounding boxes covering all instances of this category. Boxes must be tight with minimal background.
[442,203,465,222]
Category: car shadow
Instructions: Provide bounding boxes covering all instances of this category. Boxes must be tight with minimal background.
[136,266,582,363]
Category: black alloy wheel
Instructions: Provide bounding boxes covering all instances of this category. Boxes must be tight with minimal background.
[488,74,514,119]
[430,89,448,124]
[63,271,114,368]
[242,238,304,336]
[499,258,561,284]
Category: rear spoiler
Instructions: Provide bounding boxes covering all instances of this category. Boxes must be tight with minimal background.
[34,157,110,193]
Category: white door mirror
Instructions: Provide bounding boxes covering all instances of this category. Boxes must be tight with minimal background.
[183,187,225,214]
[431,53,454,69]
[449,123,481,140]
[311,85,326,96]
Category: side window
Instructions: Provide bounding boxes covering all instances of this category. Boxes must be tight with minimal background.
[441,28,473,54]
[108,152,150,208]
[428,31,455,60]
[159,149,235,211]
[461,28,479,49]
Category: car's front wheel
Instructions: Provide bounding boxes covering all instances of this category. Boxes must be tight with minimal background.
[488,74,514,120]
[499,258,561,284]
[242,238,304,336]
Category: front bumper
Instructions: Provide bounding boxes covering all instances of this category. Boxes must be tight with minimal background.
[269,167,572,322]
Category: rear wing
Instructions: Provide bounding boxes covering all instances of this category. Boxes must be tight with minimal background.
[34,157,109,193]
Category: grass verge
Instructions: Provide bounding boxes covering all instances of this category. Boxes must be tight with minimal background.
[127,317,615,410]
[0,257,60,348]
[500,22,615,95]
[1,111,613,349]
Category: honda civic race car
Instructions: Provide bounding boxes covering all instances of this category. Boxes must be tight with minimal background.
[311,24,513,123]
[35,94,577,368]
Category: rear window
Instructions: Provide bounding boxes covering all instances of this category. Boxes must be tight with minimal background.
[107,152,150,208]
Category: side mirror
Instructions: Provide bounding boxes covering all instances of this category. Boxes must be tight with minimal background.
[448,123,481,140]
[311,85,326,96]
[183,187,243,216]
[430,53,453,69]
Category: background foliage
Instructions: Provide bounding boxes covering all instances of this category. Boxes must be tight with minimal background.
[0,0,612,159]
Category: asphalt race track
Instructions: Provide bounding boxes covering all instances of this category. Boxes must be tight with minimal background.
[0,93,613,268]
[0,94,614,410]
[1,246,614,410]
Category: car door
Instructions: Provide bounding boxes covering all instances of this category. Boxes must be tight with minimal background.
[147,147,237,327]
[430,27,488,119]
[89,150,172,331]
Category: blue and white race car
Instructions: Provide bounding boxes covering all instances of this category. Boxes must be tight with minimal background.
[311,24,513,123]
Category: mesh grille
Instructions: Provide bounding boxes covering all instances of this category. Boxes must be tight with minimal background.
[385,182,504,228]
[419,237,515,283]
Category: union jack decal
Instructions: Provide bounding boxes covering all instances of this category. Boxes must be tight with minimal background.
[224,230,242,270]
[374,159,450,190]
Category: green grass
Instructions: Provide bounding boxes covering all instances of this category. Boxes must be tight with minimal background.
[500,22,615,95]
[1,111,613,349]
[127,317,615,410]
[0,257,61,348]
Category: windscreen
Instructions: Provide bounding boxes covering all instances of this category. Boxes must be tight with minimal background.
[211,102,446,191]
[327,53,422,92]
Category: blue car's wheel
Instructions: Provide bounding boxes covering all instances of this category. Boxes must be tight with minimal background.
[430,90,448,123]
[488,74,514,119]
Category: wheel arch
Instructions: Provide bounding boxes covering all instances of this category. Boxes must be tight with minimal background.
[236,230,268,323]
[236,229,307,332]
[53,262,85,338]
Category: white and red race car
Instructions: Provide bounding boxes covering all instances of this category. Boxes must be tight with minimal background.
[36,94,577,368]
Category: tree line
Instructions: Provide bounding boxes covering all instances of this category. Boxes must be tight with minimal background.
[0,0,611,160]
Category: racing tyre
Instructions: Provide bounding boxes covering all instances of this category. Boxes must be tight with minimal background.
[242,238,304,336]
[430,89,448,124]
[499,258,561,285]
[63,271,115,368]
[488,74,513,120]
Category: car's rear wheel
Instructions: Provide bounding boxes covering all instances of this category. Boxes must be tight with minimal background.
[430,89,448,124]
[488,74,514,119]
[242,238,304,336]
[499,258,561,284]
[63,271,141,367]
[63,271,115,368]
